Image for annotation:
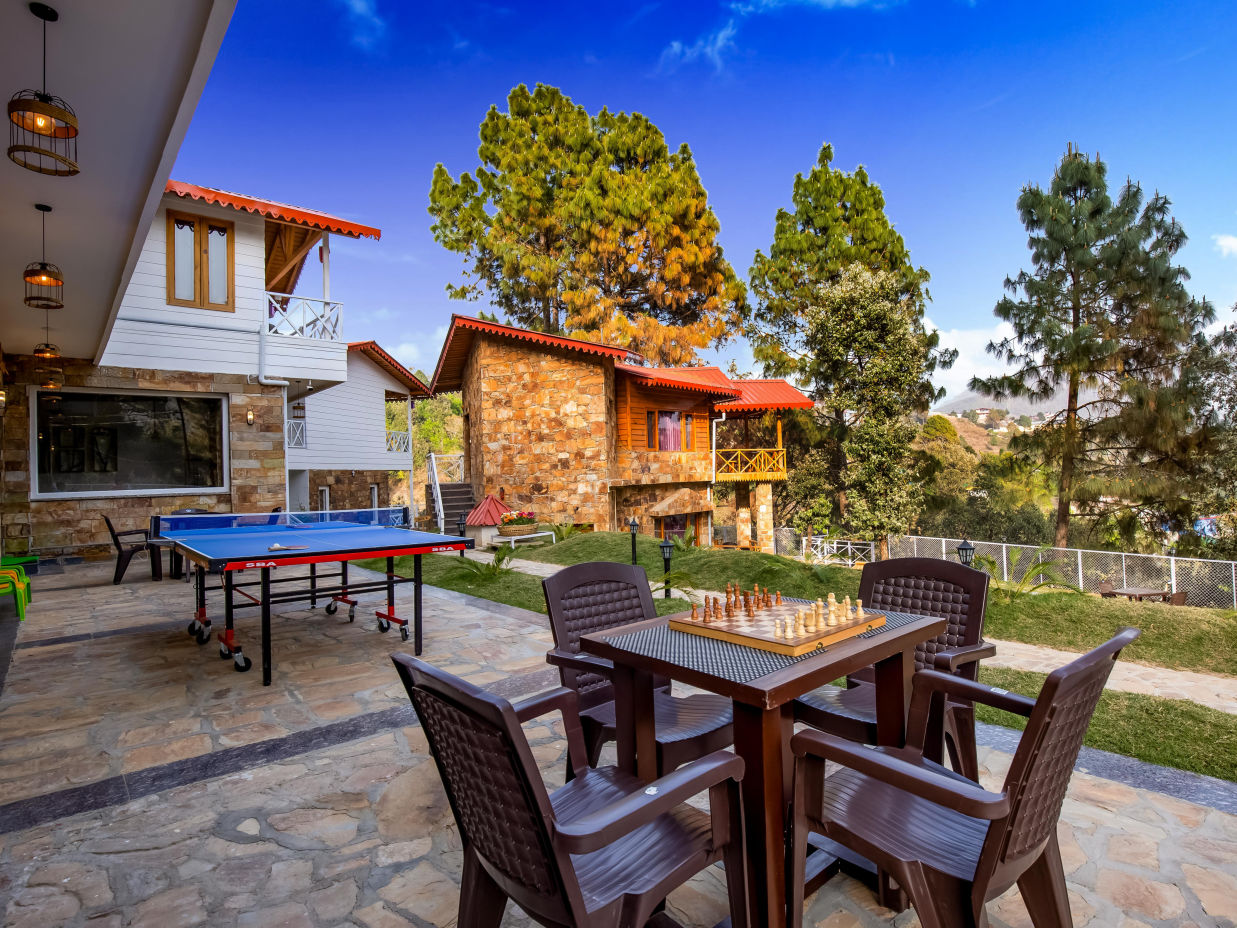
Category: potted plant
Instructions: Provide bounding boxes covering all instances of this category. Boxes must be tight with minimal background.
[497,510,538,537]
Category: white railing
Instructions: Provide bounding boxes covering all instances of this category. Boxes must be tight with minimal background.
[436,452,464,482]
[801,536,876,567]
[386,430,410,453]
[286,419,307,449]
[427,452,465,533]
[427,452,446,533]
[266,293,342,340]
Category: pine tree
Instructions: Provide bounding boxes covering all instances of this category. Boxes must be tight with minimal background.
[429,84,743,363]
[747,145,953,519]
[972,145,1215,546]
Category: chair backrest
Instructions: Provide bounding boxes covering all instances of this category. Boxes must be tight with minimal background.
[101,514,123,551]
[1169,591,1186,606]
[542,561,662,708]
[1097,581,1114,596]
[976,627,1139,886]
[859,558,990,675]
[391,654,583,922]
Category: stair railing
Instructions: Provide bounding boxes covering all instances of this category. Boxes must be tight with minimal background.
[427,452,446,534]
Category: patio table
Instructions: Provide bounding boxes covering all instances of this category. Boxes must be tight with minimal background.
[581,609,945,927]
[1111,586,1170,602]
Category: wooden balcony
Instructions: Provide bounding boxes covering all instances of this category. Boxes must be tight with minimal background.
[714,448,787,482]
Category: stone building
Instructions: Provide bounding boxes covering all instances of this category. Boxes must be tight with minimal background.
[427,316,812,552]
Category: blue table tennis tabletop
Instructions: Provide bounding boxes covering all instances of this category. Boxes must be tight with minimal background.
[160,522,469,570]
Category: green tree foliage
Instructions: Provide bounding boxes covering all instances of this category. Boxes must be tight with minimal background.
[411,393,463,474]
[972,145,1215,548]
[921,414,959,443]
[428,83,744,364]
[1017,415,1033,428]
[915,417,977,514]
[747,145,953,523]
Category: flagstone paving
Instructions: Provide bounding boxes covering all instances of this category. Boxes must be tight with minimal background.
[0,560,1234,927]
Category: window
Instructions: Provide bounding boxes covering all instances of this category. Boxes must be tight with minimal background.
[33,390,226,497]
[657,411,681,451]
[684,414,694,450]
[319,487,330,511]
[166,209,235,311]
[369,484,379,509]
[646,411,656,450]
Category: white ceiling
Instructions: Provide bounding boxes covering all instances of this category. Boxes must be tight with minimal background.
[0,0,235,361]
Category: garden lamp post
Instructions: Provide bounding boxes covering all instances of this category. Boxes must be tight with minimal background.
[629,517,638,565]
[456,513,467,557]
[956,539,976,566]
[659,538,674,598]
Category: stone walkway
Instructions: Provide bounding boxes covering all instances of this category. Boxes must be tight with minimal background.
[0,559,1234,927]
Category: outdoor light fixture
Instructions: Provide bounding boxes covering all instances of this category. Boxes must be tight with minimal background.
[0,388,7,413]
[290,400,306,419]
[38,366,61,391]
[7,3,79,176]
[659,538,674,598]
[246,408,255,426]
[956,538,976,566]
[33,303,59,360]
[629,516,638,566]
[24,204,64,310]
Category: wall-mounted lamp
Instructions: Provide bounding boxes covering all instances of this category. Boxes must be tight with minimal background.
[0,388,7,413]
[246,408,255,426]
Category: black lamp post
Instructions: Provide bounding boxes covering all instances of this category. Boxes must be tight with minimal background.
[956,538,975,566]
[457,513,467,556]
[628,517,639,565]
[658,538,674,598]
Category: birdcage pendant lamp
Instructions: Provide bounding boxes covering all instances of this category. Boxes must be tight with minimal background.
[33,306,59,360]
[8,3,79,177]
[24,204,64,310]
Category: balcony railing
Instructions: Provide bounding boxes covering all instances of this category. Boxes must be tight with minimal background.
[267,293,342,340]
[714,447,787,482]
[286,419,307,449]
[386,430,411,453]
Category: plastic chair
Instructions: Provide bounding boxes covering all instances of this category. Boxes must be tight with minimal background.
[789,627,1140,928]
[391,654,749,928]
[542,561,733,776]
[0,566,31,605]
[102,515,162,584]
[795,558,992,781]
[0,575,27,620]
[1097,581,1116,598]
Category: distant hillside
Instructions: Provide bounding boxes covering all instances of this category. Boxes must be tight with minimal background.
[946,415,1010,455]
[935,385,1088,418]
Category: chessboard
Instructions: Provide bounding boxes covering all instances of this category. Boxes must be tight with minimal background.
[667,584,886,657]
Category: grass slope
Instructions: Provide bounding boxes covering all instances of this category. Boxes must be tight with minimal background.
[525,533,1237,677]
[978,666,1237,782]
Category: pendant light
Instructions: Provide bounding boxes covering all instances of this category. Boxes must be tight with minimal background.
[24,204,64,310]
[7,3,78,176]
[33,306,59,360]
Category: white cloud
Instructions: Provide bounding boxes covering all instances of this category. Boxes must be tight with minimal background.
[1213,234,1237,259]
[660,0,895,72]
[389,326,450,373]
[390,341,422,366]
[924,316,1017,404]
[336,0,386,50]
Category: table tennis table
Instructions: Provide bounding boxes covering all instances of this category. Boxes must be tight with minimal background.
[151,508,473,685]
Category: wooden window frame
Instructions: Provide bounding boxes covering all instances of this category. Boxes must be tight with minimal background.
[646,410,657,450]
[684,413,694,450]
[166,209,236,312]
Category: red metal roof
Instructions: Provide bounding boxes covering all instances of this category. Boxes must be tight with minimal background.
[166,181,381,240]
[466,494,510,526]
[347,341,430,395]
[615,363,741,397]
[715,379,814,413]
[431,315,638,393]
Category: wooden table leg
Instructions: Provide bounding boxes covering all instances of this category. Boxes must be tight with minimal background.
[611,664,657,782]
[732,701,793,928]
[872,646,914,748]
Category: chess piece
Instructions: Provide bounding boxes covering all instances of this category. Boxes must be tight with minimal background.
[764,588,772,609]
[843,595,851,619]
[795,613,807,637]
[773,618,783,638]
[775,590,782,605]
[691,602,698,621]
[856,598,864,618]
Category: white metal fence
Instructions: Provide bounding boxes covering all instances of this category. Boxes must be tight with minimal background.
[386,430,410,453]
[266,293,343,340]
[800,536,876,567]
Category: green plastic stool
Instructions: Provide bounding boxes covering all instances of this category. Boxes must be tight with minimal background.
[0,576,26,620]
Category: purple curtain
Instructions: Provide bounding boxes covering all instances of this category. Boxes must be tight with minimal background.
[657,411,681,451]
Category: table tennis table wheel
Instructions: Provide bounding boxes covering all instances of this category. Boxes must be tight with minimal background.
[378,617,390,633]
[187,622,210,645]
[233,653,252,672]
[325,601,338,615]
[348,604,357,622]
[219,642,232,660]
[400,625,409,642]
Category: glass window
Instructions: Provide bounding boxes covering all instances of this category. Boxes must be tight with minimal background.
[207,223,229,305]
[684,414,694,450]
[646,410,656,450]
[35,391,226,496]
[173,217,197,302]
[657,411,681,451]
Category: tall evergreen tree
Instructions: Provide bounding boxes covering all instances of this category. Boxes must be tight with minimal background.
[428,84,743,363]
[972,145,1215,546]
[747,144,953,518]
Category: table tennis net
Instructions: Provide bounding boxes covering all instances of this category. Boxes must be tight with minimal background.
[155,507,411,534]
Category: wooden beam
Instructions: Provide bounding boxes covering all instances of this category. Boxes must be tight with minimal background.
[267,229,323,292]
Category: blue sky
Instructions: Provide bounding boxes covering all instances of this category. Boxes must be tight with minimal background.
[173,0,1237,400]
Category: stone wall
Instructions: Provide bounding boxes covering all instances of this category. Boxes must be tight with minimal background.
[610,449,712,487]
[0,354,285,557]
[613,482,712,536]
[307,470,393,512]
[463,336,616,528]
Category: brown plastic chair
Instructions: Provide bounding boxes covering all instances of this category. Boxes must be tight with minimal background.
[1097,581,1116,598]
[102,514,162,584]
[391,654,748,928]
[789,626,1140,928]
[1168,591,1187,606]
[542,561,733,775]
[794,558,992,780]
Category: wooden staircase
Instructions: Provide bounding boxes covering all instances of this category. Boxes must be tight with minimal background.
[424,482,476,534]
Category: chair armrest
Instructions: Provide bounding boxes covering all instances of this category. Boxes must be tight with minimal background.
[512,686,591,777]
[115,529,149,539]
[932,641,997,672]
[545,648,614,676]
[914,668,1036,716]
[792,729,1008,821]
[552,750,744,854]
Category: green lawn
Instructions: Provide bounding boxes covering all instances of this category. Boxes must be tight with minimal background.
[977,666,1237,782]
[523,533,1237,677]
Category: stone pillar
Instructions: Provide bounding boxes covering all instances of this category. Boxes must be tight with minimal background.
[735,483,752,549]
[754,482,775,554]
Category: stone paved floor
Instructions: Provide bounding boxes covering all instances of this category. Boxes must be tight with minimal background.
[0,560,1234,927]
